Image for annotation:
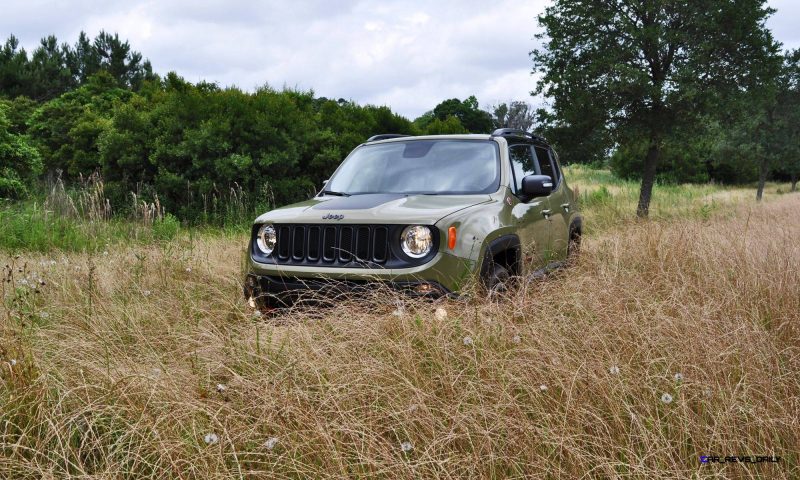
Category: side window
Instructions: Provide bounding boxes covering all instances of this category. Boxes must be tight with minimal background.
[508,144,537,194]
[534,145,559,184]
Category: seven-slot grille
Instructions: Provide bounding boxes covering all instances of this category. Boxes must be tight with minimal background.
[275,224,390,266]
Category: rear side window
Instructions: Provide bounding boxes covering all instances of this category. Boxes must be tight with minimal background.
[509,144,537,194]
[534,146,559,184]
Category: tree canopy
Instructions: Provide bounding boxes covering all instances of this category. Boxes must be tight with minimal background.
[533,0,782,216]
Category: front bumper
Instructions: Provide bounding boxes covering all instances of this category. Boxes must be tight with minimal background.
[244,251,475,305]
[244,274,452,306]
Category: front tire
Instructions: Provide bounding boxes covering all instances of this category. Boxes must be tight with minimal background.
[483,262,511,296]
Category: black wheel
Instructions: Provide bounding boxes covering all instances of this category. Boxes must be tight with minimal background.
[484,262,511,296]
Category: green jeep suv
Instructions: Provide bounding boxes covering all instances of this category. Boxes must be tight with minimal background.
[244,129,582,309]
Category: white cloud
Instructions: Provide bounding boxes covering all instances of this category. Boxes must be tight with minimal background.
[2,0,797,119]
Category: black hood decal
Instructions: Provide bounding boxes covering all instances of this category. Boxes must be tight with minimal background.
[312,193,406,210]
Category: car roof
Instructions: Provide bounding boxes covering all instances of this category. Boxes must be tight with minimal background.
[365,134,494,145]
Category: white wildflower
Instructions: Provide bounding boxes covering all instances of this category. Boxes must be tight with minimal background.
[102,251,109,256]
[609,365,620,375]
[204,433,219,445]
[252,310,262,319]
[264,437,279,450]
[434,307,447,320]
[392,307,405,317]
[661,393,673,404]
[143,290,151,297]
[512,334,521,344]
[674,372,684,382]
[539,384,548,392]
[39,312,50,319]
[216,383,227,393]
[462,336,473,346]
[186,267,192,273]
[400,441,413,452]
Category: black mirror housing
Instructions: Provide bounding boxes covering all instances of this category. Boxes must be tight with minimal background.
[521,174,554,198]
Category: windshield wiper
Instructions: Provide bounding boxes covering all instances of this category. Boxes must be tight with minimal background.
[320,189,351,197]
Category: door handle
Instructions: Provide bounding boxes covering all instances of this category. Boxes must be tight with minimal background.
[542,209,552,219]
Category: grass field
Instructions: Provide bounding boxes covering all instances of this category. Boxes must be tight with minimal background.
[1,171,798,478]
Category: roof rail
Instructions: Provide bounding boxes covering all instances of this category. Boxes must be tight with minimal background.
[490,128,547,143]
[366,134,411,142]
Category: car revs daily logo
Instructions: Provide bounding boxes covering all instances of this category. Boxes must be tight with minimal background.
[700,455,781,464]
[322,213,344,220]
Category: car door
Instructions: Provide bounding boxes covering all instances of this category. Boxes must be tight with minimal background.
[508,143,552,272]
[533,145,569,259]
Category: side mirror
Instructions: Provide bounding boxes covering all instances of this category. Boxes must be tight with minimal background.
[521,174,553,198]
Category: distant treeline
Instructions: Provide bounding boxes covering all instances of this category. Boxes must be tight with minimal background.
[1,30,798,224]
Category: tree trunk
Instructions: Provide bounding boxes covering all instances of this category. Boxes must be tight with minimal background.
[636,139,661,218]
[791,173,798,192]
[756,157,768,202]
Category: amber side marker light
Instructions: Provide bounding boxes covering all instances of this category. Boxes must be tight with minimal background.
[448,226,457,249]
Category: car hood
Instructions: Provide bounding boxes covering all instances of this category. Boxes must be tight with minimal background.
[254,193,492,225]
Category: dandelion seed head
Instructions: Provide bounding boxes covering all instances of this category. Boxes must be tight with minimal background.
[102,251,109,256]
[185,267,192,273]
[400,441,413,452]
[674,372,684,382]
[143,290,151,297]
[216,383,227,393]
[434,307,447,320]
[392,308,404,317]
[609,365,620,375]
[204,433,219,445]
[539,384,548,391]
[512,334,521,344]
[661,393,673,404]
[264,437,279,450]
[39,312,50,319]
[462,336,473,346]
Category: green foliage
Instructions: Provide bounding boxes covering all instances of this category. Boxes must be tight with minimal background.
[422,95,493,133]
[424,116,468,135]
[0,103,42,199]
[152,213,180,241]
[0,31,154,101]
[532,0,782,214]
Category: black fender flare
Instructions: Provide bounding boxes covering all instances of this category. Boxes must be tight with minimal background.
[479,234,521,279]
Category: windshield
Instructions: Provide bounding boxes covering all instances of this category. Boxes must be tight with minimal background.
[324,139,500,195]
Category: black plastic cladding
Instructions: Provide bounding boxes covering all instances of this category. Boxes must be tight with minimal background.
[251,223,439,268]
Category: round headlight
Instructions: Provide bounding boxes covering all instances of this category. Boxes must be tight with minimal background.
[256,224,276,255]
[400,225,433,258]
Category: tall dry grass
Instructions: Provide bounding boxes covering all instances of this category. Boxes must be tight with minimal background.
[1,194,798,478]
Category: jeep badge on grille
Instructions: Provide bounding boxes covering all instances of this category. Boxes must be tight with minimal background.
[322,213,344,220]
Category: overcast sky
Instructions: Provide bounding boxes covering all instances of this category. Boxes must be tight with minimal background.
[3,0,799,119]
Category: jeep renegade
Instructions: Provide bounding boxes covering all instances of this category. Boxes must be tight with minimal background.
[244,129,582,309]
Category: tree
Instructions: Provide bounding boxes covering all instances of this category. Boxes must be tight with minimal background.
[771,50,800,193]
[431,96,493,133]
[491,101,535,132]
[533,0,781,216]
